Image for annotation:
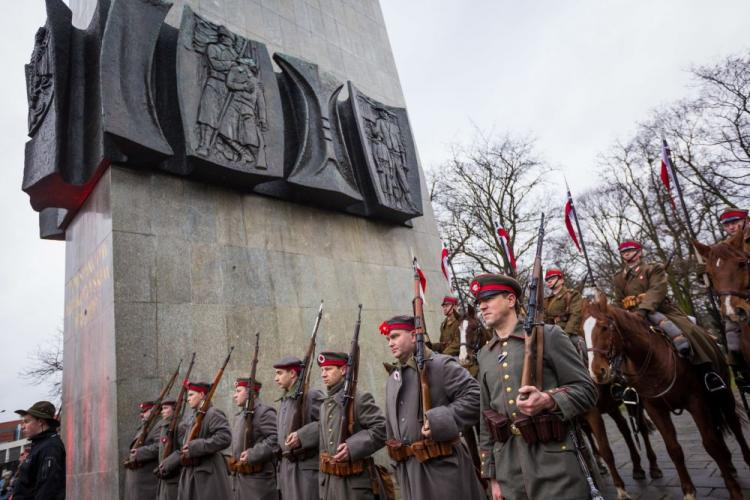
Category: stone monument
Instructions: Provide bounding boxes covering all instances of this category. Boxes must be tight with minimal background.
[23,0,445,496]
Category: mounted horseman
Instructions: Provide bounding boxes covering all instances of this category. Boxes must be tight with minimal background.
[612,239,726,391]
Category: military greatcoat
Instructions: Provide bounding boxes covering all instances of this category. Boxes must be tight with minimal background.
[276,383,324,500]
[544,287,583,337]
[230,402,280,500]
[435,312,461,356]
[124,421,161,500]
[612,261,722,367]
[478,322,597,500]
[318,380,387,500]
[177,405,232,500]
[385,348,484,500]
[156,417,181,500]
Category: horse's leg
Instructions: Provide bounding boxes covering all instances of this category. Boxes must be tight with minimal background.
[582,416,608,475]
[719,389,750,467]
[585,409,630,499]
[607,407,645,480]
[687,397,743,500]
[635,406,662,478]
[642,402,696,499]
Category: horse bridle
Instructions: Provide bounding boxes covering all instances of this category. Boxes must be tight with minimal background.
[712,251,750,303]
[588,317,677,399]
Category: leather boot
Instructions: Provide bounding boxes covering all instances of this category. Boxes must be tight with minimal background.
[647,311,692,358]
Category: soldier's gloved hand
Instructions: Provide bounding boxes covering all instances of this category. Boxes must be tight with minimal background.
[622,295,638,309]
[239,450,250,464]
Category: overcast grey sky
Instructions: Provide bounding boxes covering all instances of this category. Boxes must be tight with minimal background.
[2,0,750,416]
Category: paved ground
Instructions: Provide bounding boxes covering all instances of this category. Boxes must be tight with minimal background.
[597,392,750,499]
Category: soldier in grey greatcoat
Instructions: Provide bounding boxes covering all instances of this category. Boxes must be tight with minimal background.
[379,315,485,500]
[155,400,181,500]
[176,381,232,500]
[317,351,387,500]
[124,401,161,500]
[472,273,598,500]
[230,377,279,500]
[274,356,324,500]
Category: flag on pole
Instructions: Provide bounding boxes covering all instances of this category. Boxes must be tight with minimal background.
[660,141,677,210]
[564,191,582,253]
[413,256,427,301]
[495,223,517,273]
[440,243,453,286]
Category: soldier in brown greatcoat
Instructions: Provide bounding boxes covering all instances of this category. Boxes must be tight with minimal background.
[317,351,387,500]
[229,377,279,500]
[380,315,485,500]
[124,401,160,500]
[543,268,584,352]
[432,296,461,356]
[613,240,726,390]
[274,357,324,500]
[177,381,232,500]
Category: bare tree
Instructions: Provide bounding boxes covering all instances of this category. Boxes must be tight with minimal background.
[20,328,63,403]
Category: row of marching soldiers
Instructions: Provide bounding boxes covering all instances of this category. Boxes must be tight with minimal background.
[121,207,748,500]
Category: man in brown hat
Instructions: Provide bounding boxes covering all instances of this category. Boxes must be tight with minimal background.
[12,401,65,500]
[473,273,597,500]
[155,399,180,500]
[543,268,584,352]
[380,315,484,500]
[317,351,387,500]
[273,356,324,500]
[177,381,232,499]
[229,377,279,500]
[124,401,161,500]
[432,296,460,356]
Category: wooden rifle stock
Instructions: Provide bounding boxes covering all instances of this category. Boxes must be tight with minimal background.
[412,257,431,422]
[521,214,545,399]
[339,305,362,442]
[243,333,261,450]
[162,352,195,461]
[124,358,182,466]
[184,347,234,447]
[290,301,324,434]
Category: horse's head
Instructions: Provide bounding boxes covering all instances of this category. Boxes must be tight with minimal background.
[695,231,750,324]
[582,291,623,384]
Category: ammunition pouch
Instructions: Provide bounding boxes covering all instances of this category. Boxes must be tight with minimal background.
[385,437,457,463]
[482,409,511,444]
[227,457,264,475]
[281,447,318,463]
[513,413,567,445]
[319,452,366,477]
[180,455,202,467]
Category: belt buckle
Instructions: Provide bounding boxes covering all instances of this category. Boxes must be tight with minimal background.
[510,424,521,436]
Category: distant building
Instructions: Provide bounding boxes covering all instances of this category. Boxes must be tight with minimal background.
[0,420,28,474]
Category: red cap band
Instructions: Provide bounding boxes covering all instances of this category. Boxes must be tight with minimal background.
[379,321,415,336]
[545,269,563,280]
[186,383,209,394]
[317,354,347,367]
[469,282,516,297]
[234,380,261,392]
[139,402,155,411]
[441,296,458,305]
[720,210,747,224]
[618,240,642,252]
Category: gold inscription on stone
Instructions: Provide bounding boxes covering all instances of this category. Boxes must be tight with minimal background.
[65,243,111,329]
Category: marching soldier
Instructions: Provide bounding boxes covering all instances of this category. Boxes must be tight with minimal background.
[473,274,597,500]
[12,401,65,500]
[614,240,726,390]
[543,268,584,351]
[177,381,232,499]
[317,351,387,500]
[718,208,750,388]
[380,315,485,500]
[124,401,160,500]
[274,356,324,500]
[229,377,280,500]
[156,399,180,500]
[432,296,461,356]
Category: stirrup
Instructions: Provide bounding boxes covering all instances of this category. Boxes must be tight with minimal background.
[704,372,727,392]
[622,386,639,406]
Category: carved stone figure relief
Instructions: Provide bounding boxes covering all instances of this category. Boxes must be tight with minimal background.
[25,27,54,136]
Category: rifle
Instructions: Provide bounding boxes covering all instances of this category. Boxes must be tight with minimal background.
[520,214,545,397]
[339,305,362,442]
[161,353,195,462]
[181,347,234,463]
[288,301,324,437]
[412,257,431,425]
[124,358,182,467]
[243,332,261,450]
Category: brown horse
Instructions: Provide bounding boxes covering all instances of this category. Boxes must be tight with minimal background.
[583,295,750,500]
[694,229,750,366]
